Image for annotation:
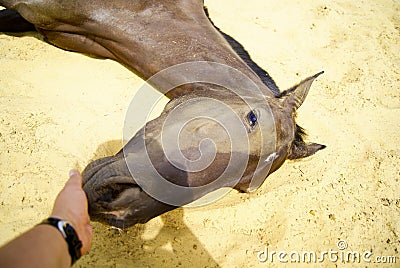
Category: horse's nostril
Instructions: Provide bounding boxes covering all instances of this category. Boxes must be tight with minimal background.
[98,182,135,203]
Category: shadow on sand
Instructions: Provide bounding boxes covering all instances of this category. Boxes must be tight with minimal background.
[78,140,220,267]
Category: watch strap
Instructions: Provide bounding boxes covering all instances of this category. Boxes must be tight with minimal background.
[39,217,82,265]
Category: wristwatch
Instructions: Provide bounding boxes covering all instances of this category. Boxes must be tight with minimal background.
[39,217,82,265]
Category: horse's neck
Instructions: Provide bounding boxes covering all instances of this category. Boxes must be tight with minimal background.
[88,1,270,98]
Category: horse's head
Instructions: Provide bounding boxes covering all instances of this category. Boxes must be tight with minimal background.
[82,63,324,228]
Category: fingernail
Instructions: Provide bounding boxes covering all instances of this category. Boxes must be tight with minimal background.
[69,169,79,177]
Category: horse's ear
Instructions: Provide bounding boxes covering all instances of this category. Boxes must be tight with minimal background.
[281,71,324,110]
[288,141,326,159]
[287,125,325,160]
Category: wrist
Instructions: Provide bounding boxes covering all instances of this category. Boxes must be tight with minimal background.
[39,217,83,265]
[50,213,83,248]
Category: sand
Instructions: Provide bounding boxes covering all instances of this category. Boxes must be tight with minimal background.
[0,0,399,267]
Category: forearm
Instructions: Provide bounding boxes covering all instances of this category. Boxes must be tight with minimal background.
[0,170,91,267]
[0,225,70,268]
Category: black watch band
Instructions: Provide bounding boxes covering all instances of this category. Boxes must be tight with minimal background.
[39,217,82,265]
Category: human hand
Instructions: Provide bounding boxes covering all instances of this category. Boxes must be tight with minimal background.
[50,170,93,255]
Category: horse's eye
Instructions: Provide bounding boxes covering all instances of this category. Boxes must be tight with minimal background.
[247,110,257,127]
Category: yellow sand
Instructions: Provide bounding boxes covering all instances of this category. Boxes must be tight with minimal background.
[0,0,399,267]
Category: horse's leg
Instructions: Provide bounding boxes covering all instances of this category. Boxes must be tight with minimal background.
[0,9,35,32]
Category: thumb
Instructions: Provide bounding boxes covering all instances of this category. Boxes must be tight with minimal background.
[65,169,83,189]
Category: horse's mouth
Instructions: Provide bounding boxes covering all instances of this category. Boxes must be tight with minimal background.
[90,209,132,229]
[82,154,178,228]
[102,209,127,217]
[82,155,137,224]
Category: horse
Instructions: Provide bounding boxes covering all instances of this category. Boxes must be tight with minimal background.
[0,0,325,228]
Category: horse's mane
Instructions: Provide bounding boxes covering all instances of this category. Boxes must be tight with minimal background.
[203,6,281,97]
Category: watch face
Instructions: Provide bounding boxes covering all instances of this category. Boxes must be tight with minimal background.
[64,222,74,235]
[63,222,77,240]
[56,220,68,238]
[61,220,83,261]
